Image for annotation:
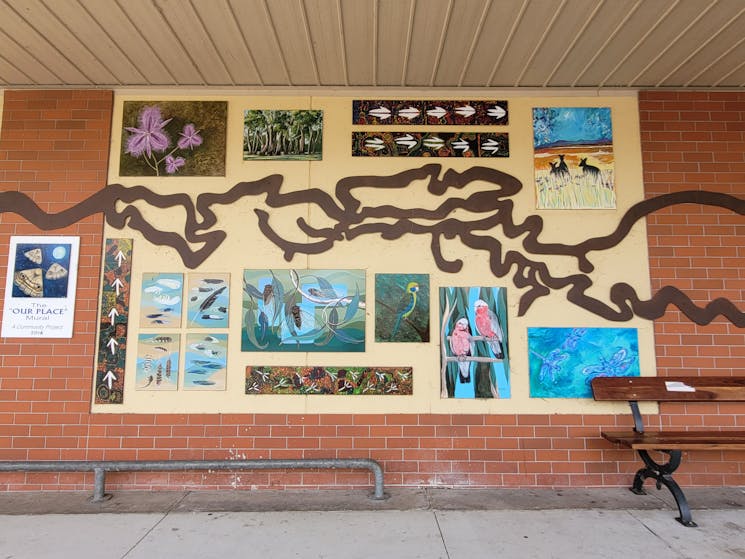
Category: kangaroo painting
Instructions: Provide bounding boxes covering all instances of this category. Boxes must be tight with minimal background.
[533,107,615,209]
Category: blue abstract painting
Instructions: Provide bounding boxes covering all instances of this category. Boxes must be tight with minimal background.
[528,327,640,398]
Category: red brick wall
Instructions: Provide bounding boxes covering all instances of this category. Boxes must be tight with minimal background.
[0,90,112,489]
[0,89,743,493]
[637,90,745,487]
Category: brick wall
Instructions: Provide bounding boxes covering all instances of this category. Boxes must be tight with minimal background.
[637,90,745,487]
[0,90,112,490]
[0,89,743,493]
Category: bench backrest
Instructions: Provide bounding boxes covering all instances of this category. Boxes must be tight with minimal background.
[591,376,745,402]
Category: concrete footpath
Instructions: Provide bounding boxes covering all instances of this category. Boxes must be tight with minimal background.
[0,487,744,558]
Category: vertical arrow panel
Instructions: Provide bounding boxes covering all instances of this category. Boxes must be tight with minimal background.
[94,238,133,404]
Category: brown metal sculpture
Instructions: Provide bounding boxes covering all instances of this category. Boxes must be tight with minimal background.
[2,164,743,326]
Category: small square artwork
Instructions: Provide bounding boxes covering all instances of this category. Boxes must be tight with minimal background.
[135,333,179,390]
[533,107,615,209]
[119,101,227,176]
[139,273,183,328]
[374,273,429,342]
[184,333,227,390]
[528,327,640,398]
[186,273,229,328]
[243,110,323,160]
[440,286,510,399]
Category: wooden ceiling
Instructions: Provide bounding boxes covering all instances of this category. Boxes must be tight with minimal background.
[1,0,744,90]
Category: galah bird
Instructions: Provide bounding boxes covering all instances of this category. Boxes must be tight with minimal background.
[474,299,504,358]
[449,317,473,382]
[392,282,419,337]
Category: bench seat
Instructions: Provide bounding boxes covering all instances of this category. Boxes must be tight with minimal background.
[591,375,745,527]
[601,430,745,451]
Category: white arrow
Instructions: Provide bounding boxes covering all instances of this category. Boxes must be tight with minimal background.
[106,337,119,354]
[102,370,116,389]
[455,105,476,118]
[107,307,119,322]
[111,277,124,296]
[426,106,448,119]
[364,137,386,151]
[394,134,418,149]
[368,106,392,120]
[481,138,501,154]
[397,106,420,120]
[452,139,470,152]
[422,136,445,149]
[114,250,126,267]
[487,105,507,119]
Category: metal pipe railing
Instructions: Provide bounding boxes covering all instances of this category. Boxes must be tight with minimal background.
[0,458,386,501]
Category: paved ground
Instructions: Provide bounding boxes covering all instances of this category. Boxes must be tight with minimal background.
[0,487,744,558]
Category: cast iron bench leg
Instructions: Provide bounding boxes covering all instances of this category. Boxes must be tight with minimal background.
[631,449,696,527]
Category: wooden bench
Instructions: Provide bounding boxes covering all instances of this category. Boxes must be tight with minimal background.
[591,375,745,527]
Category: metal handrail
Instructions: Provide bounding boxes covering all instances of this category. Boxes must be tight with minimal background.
[0,458,386,501]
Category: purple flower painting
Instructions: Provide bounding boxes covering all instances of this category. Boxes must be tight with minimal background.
[120,101,227,177]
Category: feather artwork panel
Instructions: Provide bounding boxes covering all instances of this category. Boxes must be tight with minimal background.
[186,273,230,328]
[139,273,183,328]
[184,333,227,390]
[135,333,179,390]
